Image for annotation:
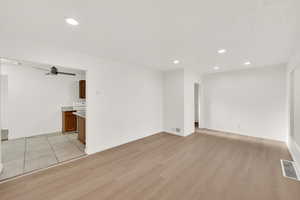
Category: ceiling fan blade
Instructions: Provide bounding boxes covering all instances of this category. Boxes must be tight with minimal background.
[57,71,76,76]
[31,66,50,71]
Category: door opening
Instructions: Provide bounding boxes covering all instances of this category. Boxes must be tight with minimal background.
[194,83,200,129]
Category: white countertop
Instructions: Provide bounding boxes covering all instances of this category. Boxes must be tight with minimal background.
[73,111,86,118]
[61,106,74,111]
[62,106,86,112]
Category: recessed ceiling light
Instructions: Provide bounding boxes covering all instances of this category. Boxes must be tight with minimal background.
[65,18,79,26]
[244,61,251,65]
[217,49,227,54]
[173,60,180,64]
[214,66,220,70]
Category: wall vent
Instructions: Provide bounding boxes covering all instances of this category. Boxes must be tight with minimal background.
[281,160,300,181]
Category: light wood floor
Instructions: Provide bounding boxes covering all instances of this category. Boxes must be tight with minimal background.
[0,130,299,200]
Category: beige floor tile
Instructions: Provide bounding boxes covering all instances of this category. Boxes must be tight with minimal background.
[2,150,25,163]
[26,135,47,143]
[26,142,52,152]
[25,148,56,161]
[53,144,85,162]
[2,138,25,150]
[2,139,25,163]
[2,139,25,151]
[56,152,84,162]
[24,154,57,173]
[2,145,25,155]
[26,137,48,147]
[50,140,74,149]
[0,159,24,180]
[1,132,85,181]
[26,136,52,152]
[66,133,78,140]
[69,139,85,152]
[47,135,69,145]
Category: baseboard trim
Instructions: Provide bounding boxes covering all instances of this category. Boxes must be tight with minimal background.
[198,128,285,143]
[163,131,182,137]
[287,139,300,172]
[163,131,184,137]
[163,131,196,137]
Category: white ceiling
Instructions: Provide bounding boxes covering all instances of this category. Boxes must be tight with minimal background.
[0,0,298,73]
[0,57,85,75]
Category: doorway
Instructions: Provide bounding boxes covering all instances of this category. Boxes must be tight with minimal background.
[194,83,200,129]
[0,58,87,181]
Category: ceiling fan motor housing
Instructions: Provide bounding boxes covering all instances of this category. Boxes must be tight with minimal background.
[51,66,58,75]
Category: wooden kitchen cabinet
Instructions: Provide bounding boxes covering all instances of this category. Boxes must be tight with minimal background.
[62,111,77,132]
[79,80,86,99]
[77,116,86,144]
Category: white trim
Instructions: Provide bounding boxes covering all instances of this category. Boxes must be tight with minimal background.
[163,130,183,137]
[201,128,285,142]
[287,139,300,172]
[163,130,194,137]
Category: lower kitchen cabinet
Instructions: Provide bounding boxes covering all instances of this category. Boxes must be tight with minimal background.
[77,116,86,144]
[62,111,77,132]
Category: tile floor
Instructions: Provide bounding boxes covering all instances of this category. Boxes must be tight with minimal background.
[0,132,85,181]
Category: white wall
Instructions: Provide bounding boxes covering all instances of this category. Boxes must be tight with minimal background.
[287,51,300,169]
[184,69,199,136]
[163,69,184,136]
[293,69,300,146]
[163,69,199,136]
[0,61,2,173]
[1,63,85,139]
[1,75,8,129]
[194,83,199,123]
[87,62,164,153]
[0,39,164,154]
[202,65,288,141]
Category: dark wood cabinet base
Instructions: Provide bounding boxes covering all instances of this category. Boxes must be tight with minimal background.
[78,116,86,144]
[62,111,77,132]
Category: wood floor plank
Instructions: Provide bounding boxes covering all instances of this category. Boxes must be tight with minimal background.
[0,131,299,200]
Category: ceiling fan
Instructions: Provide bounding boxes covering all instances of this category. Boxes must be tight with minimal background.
[33,66,76,76]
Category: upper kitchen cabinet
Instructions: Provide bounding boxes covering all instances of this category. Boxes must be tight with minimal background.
[79,80,86,99]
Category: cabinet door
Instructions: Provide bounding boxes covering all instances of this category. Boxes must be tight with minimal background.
[63,111,77,132]
[79,80,86,99]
